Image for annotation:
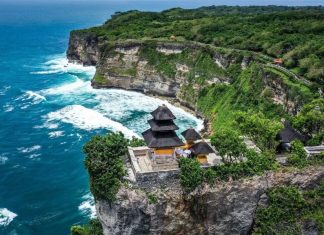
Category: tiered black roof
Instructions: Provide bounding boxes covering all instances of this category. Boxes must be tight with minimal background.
[142,129,184,148]
[142,105,184,148]
[181,128,202,141]
[151,105,176,120]
[277,121,308,143]
[191,142,214,155]
[148,119,179,131]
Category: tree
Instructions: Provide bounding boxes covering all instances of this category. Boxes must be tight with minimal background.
[84,132,128,202]
[179,158,204,192]
[211,129,248,163]
[235,112,283,150]
[287,140,308,168]
[293,98,324,136]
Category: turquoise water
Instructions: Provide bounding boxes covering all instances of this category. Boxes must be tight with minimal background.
[0,3,205,235]
[1,1,323,235]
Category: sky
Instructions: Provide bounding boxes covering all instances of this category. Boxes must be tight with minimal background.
[0,0,323,5]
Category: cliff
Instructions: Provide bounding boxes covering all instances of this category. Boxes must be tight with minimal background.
[95,166,323,235]
[67,32,313,115]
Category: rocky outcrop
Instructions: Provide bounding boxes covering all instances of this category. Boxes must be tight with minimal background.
[96,166,324,235]
[67,38,240,107]
[67,32,99,66]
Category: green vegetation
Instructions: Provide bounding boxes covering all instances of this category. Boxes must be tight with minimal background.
[93,72,107,85]
[84,132,128,202]
[71,219,103,235]
[211,130,277,180]
[179,158,205,192]
[75,6,324,83]
[287,140,308,168]
[253,184,324,234]
[293,98,324,140]
[236,112,283,150]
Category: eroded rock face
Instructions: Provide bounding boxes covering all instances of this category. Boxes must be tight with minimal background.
[96,166,324,235]
[67,32,99,66]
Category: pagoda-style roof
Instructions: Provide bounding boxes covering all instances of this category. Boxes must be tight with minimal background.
[142,129,184,148]
[277,121,308,143]
[148,119,179,132]
[181,128,202,141]
[191,142,214,155]
[150,105,176,121]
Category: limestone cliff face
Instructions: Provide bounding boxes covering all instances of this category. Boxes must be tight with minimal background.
[67,37,241,110]
[67,32,99,66]
[96,166,324,235]
[66,34,305,114]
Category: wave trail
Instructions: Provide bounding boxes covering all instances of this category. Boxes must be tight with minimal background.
[46,105,139,138]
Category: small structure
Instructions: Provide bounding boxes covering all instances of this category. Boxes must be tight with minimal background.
[191,142,215,165]
[142,105,184,170]
[273,58,283,65]
[181,127,202,148]
[276,120,308,153]
[170,35,177,41]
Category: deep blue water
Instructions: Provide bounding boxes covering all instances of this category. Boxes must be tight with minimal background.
[0,1,323,235]
[0,2,207,235]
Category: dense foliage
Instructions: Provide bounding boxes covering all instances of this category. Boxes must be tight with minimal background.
[84,132,128,202]
[253,184,324,234]
[71,219,103,235]
[293,98,324,145]
[179,158,219,191]
[287,140,308,168]
[236,112,283,150]
[211,130,277,180]
[76,6,324,84]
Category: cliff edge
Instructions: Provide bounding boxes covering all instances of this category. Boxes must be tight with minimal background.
[95,166,323,235]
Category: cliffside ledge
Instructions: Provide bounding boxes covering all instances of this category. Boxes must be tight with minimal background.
[95,166,323,235]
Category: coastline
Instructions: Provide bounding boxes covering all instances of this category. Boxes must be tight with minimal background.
[91,82,212,137]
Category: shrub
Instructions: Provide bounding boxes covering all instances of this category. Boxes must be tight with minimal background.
[71,219,103,235]
[179,158,204,192]
[128,137,146,147]
[84,132,128,202]
[253,184,324,234]
[287,140,307,168]
[211,129,247,164]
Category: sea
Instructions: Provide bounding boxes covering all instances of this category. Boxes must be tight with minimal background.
[0,1,322,235]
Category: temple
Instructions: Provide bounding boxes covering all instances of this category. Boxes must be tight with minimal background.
[142,104,184,170]
[127,104,220,183]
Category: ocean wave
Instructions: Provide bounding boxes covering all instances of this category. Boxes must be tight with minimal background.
[0,86,11,96]
[2,103,14,112]
[28,153,41,159]
[48,131,64,138]
[94,89,204,133]
[15,91,46,109]
[32,55,95,76]
[41,78,89,96]
[78,194,96,219]
[17,145,41,154]
[46,105,139,138]
[0,208,17,227]
[0,156,8,165]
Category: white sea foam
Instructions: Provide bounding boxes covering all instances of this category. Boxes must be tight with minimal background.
[17,145,41,154]
[46,105,139,138]
[41,78,89,96]
[15,91,46,109]
[0,156,8,165]
[48,131,64,138]
[32,55,95,76]
[3,103,14,112]
[0,86,11,96]
[0,208,17,226]
[28,154,41,159]
[38,54,203,137]
[79,194,96,219]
